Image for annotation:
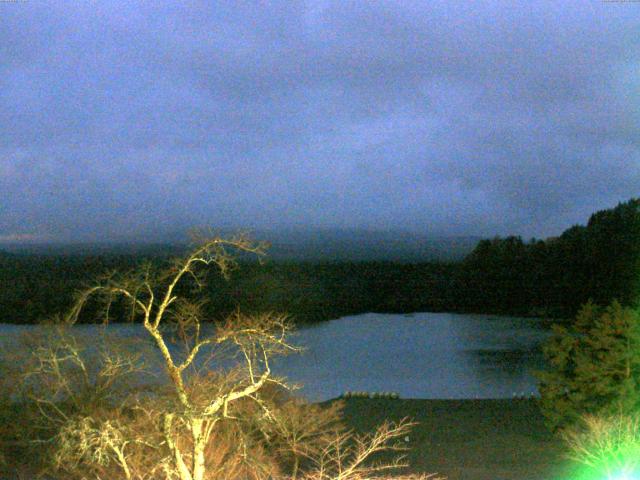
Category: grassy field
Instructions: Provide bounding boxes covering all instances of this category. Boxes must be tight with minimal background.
[334,398,583,480]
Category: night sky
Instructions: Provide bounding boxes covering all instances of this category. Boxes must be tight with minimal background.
[2,1,639,243]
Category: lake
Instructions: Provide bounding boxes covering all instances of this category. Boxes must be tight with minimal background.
[0,312,551,402]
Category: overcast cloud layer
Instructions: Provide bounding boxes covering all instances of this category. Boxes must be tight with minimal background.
[1,1,639,242]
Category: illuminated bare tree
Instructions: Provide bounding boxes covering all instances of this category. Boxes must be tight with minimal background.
[58,234,300,480]
[11,233,443,480]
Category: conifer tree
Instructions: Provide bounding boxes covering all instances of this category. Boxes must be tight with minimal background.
[536,301,640,431]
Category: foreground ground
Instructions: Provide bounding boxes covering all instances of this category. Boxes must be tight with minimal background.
[2,398,588,480]
[335,398,582,480]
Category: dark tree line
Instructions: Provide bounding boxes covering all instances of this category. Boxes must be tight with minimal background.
[0,255,456,324]
[1,198,638,325]
[455,198,640,317]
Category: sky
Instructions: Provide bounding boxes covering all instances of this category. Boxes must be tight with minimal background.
[1,0,639,243]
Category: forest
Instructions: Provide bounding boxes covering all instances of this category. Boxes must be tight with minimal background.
[1,198,638,325]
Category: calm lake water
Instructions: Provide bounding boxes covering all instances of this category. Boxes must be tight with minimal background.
[0,312,551,402]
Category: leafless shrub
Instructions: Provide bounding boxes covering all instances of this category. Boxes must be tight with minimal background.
[302,417,415,480]
[561,412,640,479]
[259,399,346,479]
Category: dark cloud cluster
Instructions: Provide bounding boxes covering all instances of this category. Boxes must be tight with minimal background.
[1,0,639,242]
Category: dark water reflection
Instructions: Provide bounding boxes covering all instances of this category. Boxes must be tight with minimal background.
[0,312,552,402]
[274,312,551,401]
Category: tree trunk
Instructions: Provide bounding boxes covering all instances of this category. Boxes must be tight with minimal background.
[163,413,193,480]
[191,418,207,480]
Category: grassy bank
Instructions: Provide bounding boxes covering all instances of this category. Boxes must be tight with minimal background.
[333,398,581,480]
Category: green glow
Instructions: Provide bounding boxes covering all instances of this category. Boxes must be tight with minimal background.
[561,413,640,480]
[564,464,640,480]
[609,473,640,480]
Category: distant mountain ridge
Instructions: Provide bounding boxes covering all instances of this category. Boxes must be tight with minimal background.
[0,229,481,262]
[256,229,481,261]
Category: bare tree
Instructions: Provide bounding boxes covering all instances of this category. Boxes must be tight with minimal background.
[54,234,301,480]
